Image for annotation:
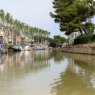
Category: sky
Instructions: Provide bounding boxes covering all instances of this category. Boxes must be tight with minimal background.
[0,0,67,38]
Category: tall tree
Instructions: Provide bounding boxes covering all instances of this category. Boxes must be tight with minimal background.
[50,0,95,35]
[0,9,50,45]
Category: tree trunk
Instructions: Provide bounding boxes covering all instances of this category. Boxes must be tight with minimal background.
[79,28,83,35]
[82,27,87,35]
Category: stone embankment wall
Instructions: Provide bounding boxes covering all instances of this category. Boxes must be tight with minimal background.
[61,43,95,55]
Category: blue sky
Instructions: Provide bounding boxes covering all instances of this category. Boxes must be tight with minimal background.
[0,0,67,38]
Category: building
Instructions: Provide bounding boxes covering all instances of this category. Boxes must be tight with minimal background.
[68,32,80,44]
[0,29,4,44]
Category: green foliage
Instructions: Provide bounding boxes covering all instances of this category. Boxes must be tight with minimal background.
[54,35,67,46]
[74,34,95,44]
[49,35,67,47]
[0,9,50,40]
[84,23,95,34]
[49,38,56,47]
[50,0,95,35]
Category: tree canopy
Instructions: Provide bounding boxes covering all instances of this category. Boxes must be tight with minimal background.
[0,9,50,40]
[50,0,95,35]
[49,35,67,47]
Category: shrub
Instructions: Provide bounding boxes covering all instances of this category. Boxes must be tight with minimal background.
[74,34,94,45]
[92,34,95,41]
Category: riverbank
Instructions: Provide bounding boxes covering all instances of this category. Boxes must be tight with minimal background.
[63,52,95,66]
[61,43,95,55]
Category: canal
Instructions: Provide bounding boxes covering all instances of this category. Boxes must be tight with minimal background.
[0,50,95,95]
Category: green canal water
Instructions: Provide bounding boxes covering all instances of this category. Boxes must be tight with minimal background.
[0,50,95,95]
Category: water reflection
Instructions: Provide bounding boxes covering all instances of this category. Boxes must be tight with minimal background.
[51,53,95,95]
[0,50,51,76]
[1,51,95,95]
[53,51,64,63]
[0,50,66,95]
[0,54,6,72]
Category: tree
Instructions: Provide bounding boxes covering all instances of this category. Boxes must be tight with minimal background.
[54,35,67,47]
[49,35,67,47]
[0,9,50,45]
[50,0,95,35]
[49,38,56,47]
[0,9,6,31]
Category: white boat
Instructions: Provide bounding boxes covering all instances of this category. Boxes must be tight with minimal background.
[21,45,32,51]
[34,45,46,50]
[12,45,22,51]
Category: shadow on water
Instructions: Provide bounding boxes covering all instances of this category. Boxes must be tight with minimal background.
[51,53,95,95]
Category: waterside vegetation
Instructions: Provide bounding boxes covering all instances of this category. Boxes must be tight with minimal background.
[50,0,95,45]
[0,9,50,52]
[49,35,68,47]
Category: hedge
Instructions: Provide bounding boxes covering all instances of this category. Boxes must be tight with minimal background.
[74,34,95,45]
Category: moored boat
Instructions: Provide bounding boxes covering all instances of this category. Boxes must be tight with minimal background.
[12,45,22,52]
[0,43,8,54]
[21,45,32,51]
[34,45,48,50]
